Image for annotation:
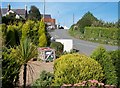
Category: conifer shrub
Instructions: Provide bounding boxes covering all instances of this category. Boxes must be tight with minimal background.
[38,33,47,47]
[53,53,104,86]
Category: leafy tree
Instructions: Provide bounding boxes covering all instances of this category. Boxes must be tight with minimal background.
[76,11,98,33]
[32,70,54,88]
[91,46,118,85]
[28,6,41,21]
[53,53,104,86]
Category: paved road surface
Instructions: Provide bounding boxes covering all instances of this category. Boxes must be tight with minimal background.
[49,29,118,56]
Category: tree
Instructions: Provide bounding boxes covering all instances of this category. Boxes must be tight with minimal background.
[28,6,41,21]
[91,46,118,85]
[76,11,98,33]
[53,53,104,86]
[15,38,37,88]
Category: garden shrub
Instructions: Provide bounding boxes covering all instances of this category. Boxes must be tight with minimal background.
[2,47,22,88]
[108,50,120,87]
[32,70,54,88]
[53,53,104,86]
[91,46,118,85]
[50,42,64,58]
[6,25,19,47]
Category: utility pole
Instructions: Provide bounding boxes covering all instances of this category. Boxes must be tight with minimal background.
[73,13,74,25]
[43,0,45,22]
[58,11,60,29]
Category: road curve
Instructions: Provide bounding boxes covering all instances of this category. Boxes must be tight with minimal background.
[49,29,119,56]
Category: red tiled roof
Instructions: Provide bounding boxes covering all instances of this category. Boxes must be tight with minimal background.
[44,18,55,24]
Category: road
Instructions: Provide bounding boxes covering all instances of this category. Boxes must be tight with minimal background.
[49,29,118,56]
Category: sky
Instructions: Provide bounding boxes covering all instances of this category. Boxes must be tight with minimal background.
[1,1,119,28]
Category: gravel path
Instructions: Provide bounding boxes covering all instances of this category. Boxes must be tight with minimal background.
[18,61,54,87]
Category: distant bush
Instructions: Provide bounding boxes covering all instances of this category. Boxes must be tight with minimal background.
[32,70,54,88]
[84,27,118,45]
[53,53,104,86]
[91,46,118,85]
[50,42,64,58]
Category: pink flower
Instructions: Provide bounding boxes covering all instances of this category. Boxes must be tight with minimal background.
[98,82,104,86]
[92,79,98,83]
[82,81,87,84]
[78,82,83,85]
[88,80,92,82]
[105,84,111,87]
[74,84,80,86]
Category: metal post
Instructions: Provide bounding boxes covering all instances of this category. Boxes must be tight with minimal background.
[43,0,45,22]
[73,13,74,25]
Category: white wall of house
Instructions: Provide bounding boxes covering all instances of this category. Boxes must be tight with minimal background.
[16,14,20,19]
[56,39,73,52]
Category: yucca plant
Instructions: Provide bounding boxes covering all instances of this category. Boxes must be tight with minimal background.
[15,38,37,88]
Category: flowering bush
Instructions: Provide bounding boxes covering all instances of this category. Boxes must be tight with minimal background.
[61,80,116,88]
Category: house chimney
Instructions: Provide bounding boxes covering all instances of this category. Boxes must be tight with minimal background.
[7,3,11,11]
[25,5,27,19]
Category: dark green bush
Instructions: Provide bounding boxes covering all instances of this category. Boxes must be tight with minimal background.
[91,46,118,85]
[2,47,22,88]
[6,25,20,47]
[32,70,54,88]
[53,53,104,86]
[50,42,64,58]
